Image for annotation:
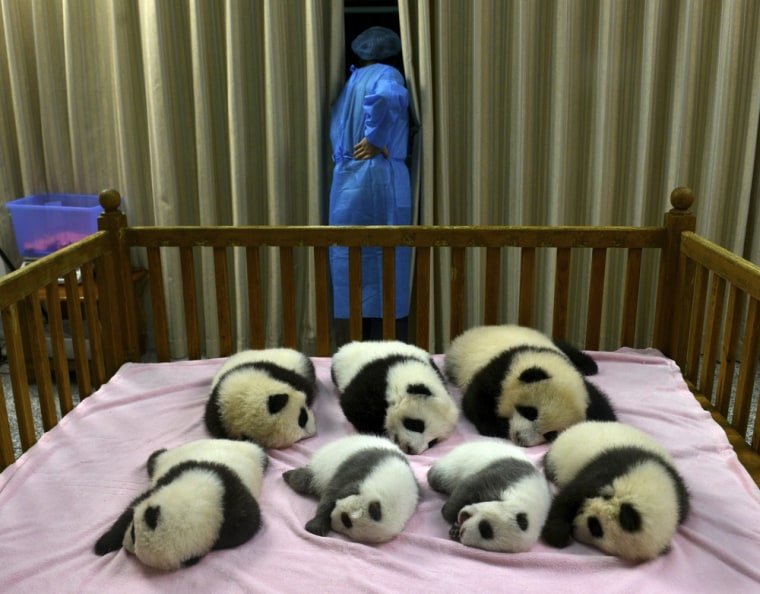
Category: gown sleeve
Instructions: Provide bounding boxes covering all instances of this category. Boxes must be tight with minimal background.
[362,76,408,149]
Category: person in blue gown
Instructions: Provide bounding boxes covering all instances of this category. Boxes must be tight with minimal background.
[328,26,411,341]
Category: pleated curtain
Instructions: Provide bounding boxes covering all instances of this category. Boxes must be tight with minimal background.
[1,0,759,356]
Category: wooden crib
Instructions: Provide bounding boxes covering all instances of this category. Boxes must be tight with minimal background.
[0,187,758,485]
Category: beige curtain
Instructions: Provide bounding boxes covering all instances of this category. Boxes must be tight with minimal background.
[2,0,759,355]
[400,0,760,350]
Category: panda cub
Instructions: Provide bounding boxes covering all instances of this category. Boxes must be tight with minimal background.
[283,434,420,543]
[427,440,551,552]
[94,439,268,570]
[445,324,616,446]
[542,421,690,562]
[331,340,459,454]
[205,347,317,448]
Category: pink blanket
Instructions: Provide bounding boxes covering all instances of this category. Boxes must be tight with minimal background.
[1,349,759,592]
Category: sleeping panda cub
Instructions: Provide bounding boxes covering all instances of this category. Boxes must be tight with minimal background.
[331,340,458,454]
[94,439,268,570]
[445,324,616,446]
[283,434,420,543]
[205,347,317,448]
[542,421,690,562]
[427,440,551,552]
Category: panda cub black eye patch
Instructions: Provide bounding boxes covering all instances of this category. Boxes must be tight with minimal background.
[267,393,289,414]
[588,516,604,538]
[144,505,161,530]
[402,417,426,433]
[478,520,494,540]
[407,383,432,397]
[298,407,308,428]
[515,406,538,421]
[619,503,642,532]
[518,367,550,383]
[368,501,382,521]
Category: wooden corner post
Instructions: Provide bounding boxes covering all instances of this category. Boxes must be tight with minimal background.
[98,189,141,366]
[653,187,696,356]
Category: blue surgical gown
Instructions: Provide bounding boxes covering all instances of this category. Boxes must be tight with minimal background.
[328,63,411,319]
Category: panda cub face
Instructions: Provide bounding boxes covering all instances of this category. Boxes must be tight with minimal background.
[542,421,690,562]
[452,500,535,552]
[498,351,588,446]
[123,468,226,570]
[383,363,459,455]
[214,367,316,449]
[327,452,419,543]
[570,462,683,561]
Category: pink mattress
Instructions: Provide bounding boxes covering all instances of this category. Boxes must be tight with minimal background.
[1,349,759,593]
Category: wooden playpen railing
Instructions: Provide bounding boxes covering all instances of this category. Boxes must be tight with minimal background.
[1,187,758,487]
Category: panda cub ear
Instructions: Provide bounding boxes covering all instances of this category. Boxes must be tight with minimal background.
[267,393,289,414]
[518,367,550,383]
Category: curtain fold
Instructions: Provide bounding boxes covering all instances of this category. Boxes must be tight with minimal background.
[1,0,759,355]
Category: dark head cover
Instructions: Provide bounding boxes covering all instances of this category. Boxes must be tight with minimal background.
[351,26,401,60]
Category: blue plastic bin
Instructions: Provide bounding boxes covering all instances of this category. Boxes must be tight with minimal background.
[7,194,102,258]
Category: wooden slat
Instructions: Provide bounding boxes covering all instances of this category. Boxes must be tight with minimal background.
[0,374,13,469]
[213,247,233,356]
[2,304,36,450]
[96,251,123,378]
[714,286,743,416]
[24,294,57,430]
[280,246,297,349]
[620,247,642,346]
[313,247,331,356]
[699,275,726,399]
[81,264,106,388]
[382,247,396,340]
[732,297,760,435]
[684,264,708,380]
[180,246,201,360]
[147,247,170,361]
[518,248,535,327]
[450,247,465,340]
[585,248,607,350]
[63,271,91,396]
[552,248,571,340]
[671,253,696,367]
[414,247,431,350]
[246,247,264,349]
[44,282,73,416]
[349,247,362,341]
[484,247,500,325]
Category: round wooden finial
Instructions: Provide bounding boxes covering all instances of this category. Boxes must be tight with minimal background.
[670,187,694,211]
[99,188,122,212]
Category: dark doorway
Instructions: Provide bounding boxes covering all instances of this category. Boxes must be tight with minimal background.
[343,1,400,80]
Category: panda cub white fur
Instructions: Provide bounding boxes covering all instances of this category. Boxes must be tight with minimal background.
[427,440,551,552]
[445,324,616,446]
[542,421,690,562]
[283,434,420,543]
[94,439,268,570]
[331,340,458,454]
[205,348,317,449]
